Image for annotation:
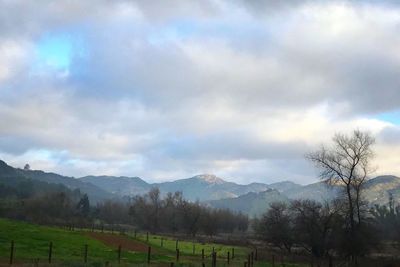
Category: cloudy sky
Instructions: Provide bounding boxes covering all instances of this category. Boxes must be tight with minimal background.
[1,0,400,184]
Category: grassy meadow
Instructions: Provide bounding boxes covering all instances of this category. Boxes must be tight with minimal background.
[0,219,305,266]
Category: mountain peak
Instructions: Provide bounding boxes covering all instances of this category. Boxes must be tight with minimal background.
[194,174,226,184]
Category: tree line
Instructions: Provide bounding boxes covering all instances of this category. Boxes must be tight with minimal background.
[129,188,248,236]
[0,185,248,236]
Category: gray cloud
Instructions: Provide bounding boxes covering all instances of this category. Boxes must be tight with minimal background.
[0,0,399,183]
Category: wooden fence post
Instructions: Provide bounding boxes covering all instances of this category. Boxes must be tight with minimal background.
[232,247,235,259]
[117,245,121,264]
[227,251,230,264]
[84,244,88,263]
[147,246,151,264]
[212,252,217,267]
[48,241,53,264]
[176,239,179,250]
[9,240,14,265]
[176,249,180,262]
[161,237,163,247]
[202,248,204,260]
[146,232,149,242]
[255,248,258,261]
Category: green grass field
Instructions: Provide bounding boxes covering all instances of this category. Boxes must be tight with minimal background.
[0,219,305,266]
[134,232,250,259]
[0,219,169,266]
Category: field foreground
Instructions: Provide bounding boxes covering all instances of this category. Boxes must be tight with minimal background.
[0,219,305,266]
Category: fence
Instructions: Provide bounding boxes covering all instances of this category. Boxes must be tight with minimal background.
[4,223,396,266]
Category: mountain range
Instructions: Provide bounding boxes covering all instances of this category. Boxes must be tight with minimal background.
[1,160,399,217]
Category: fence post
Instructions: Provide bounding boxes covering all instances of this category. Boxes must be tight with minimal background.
[9,240,14,265]
[255,248,258,261]
[232,247,235,259]
[176,249,180,262]
[84,244,88,263]
[212,252,217,267]
[176,239,179,250]
[147,246,151,264]
[227,251,230,264]
[170,262,174,267]
[272,255,275,267]
[202,248,204,260]
[161,237,163,247]
[117,245,121,264]
[251,251,254,266]
[146,232,149,242]
[48,241,53,264]
[192,242,195,255]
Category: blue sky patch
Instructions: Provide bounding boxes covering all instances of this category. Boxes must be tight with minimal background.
[37,33,73,70]
[376,110,400,125]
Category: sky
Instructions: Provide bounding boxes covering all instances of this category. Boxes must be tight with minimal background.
[0,0,400,184]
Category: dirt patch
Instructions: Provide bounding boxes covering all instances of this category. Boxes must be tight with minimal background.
[87,232,152,253]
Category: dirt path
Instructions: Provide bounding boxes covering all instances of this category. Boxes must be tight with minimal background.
[86,232,154,253]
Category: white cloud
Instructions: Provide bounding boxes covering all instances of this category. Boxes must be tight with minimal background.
[0,0,400,183]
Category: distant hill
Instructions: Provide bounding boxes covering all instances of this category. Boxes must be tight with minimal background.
[2,159,400,214]
[268,181,303,193]
[206,177,400,217]
[284,181,340,203]
[154,174,271,201]
[80,175,151,197]
[207,189,289,217]
[0,160,80,199]
[0,160,114,203]
[363,175,400,205]
[81,174,272,201]
[80,174,273,201]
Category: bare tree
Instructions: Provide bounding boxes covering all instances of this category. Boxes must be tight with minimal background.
[307,130,375,259]
[290,199,342,259]
[256,202,293,253]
